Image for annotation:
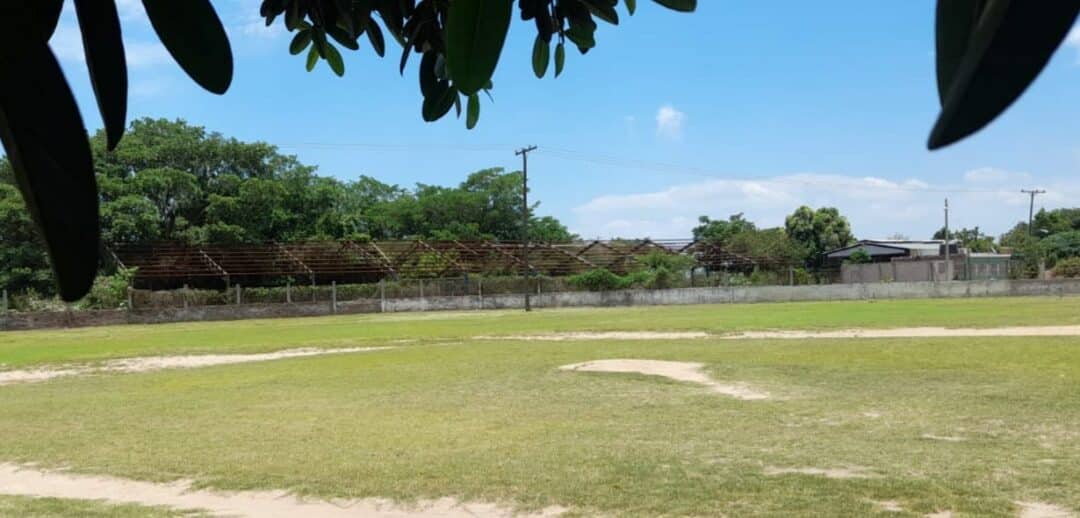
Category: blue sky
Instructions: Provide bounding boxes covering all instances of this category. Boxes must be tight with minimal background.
[51,1,1080,240]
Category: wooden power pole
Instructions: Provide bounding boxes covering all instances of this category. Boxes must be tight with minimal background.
[516,145,537,312]
[1021,189,1046,235]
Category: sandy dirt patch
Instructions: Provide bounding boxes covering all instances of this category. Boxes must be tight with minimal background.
[874,500,903,512]
[484,331,711,341]
[484,325,1080,342]
[0,347,392,386]
[0,464,566,518]
[763,466,877,479]
[924,512,954,518]
[1016,501,1075,518]
[722,325,1080,340]
[558,359,768,400]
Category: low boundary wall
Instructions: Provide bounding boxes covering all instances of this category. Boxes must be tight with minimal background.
[3,279,1079,331]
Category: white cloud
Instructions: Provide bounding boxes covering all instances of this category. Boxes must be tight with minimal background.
[963,167,1031,184]
[570,169,1075,240]
[655,105,686,140]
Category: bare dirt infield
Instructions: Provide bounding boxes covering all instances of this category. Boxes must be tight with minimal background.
[0,347,393,386]
[0,464,567,518]
[558,359,769,400]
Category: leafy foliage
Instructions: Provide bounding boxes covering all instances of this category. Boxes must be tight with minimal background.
[784,206,855,267]
[0,119,574,296]
[566,268,623,291]
[1039,231,1080,267]
[692,214,756,243]
[933,226,995,253]
[845,249,872,265]
[260,0,695,127]
[1054,257,1080,279]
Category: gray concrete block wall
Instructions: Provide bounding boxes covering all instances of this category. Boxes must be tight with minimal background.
[3,279,1080,331]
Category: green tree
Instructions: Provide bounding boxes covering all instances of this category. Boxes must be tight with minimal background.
[784,206,855,267]
[1039,231,1080,266]
[1032,208,1080,238]
[933,226,995,253]
[692,214,756,243]
[0,182,52,295]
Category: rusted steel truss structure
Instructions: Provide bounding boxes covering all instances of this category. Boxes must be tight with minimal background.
[110,239,794,289]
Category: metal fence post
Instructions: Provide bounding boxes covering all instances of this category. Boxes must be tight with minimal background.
[789,267,794,286]
[419,279,424,299]
[182,284,189,310]
[379,279,386,313]
[478,278,484,310]
[236,284,241,305]
[1,288,7,315]
[331,281,337,314]
[127,287,134,311]
[286,281,292,304]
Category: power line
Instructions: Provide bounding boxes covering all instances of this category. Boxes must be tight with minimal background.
[271,141,1065,196]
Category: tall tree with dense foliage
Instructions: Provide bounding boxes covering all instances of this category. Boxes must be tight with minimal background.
[0,119,575,297]
[784,206,855,267]
[692,214,756,243]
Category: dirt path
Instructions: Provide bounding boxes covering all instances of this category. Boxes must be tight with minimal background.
[721,325,1080,340]
[0,347,392,386]
[0,464,566,518]
[488,325,1080,342]
[559,359,768,400]
[481,331,711,341]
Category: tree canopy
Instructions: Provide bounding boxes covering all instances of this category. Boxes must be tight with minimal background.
[0,118,574,296]
[3,1,1080,299]
[784,206,855,268]
[933,226,995,253]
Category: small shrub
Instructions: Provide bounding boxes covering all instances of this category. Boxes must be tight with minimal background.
[77,267,137,310]
[1054,257,1080,278]
[845,249,872,264]
[567,269,623,291]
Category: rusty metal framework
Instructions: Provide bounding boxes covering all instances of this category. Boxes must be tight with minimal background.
[110,239,795,288]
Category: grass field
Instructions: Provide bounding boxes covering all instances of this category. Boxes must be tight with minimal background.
[0,297,1079,516]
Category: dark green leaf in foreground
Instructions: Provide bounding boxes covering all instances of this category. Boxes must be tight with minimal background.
[934,0,987,105]
[555,41,566,77]
[142,0,234,94]
[446,0,513,95]
[928,1,1080,149]
[652,0,696,12]
[32,0,64,40]
[367,19,387,57]
[289,29,313,55]
[0,41,99,301]
[74,0,128,150]
[532,35,550,78]
[466,93,480,129]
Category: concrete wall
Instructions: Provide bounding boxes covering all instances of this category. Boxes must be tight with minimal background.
[3,279,1080,331]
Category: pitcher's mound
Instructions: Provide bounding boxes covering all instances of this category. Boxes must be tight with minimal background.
[559,359,768,400]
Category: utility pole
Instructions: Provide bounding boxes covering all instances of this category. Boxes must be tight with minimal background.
[1021,189,1046,236]
[516,145,537,312]
[943,198,950,281]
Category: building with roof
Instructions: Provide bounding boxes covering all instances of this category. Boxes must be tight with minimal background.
[824,240,960,264]
[824,240,1012,283]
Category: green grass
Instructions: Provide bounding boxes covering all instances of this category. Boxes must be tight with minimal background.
[0,495,205,517]
[0,298,1078,516]
[1,296,1079,367]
